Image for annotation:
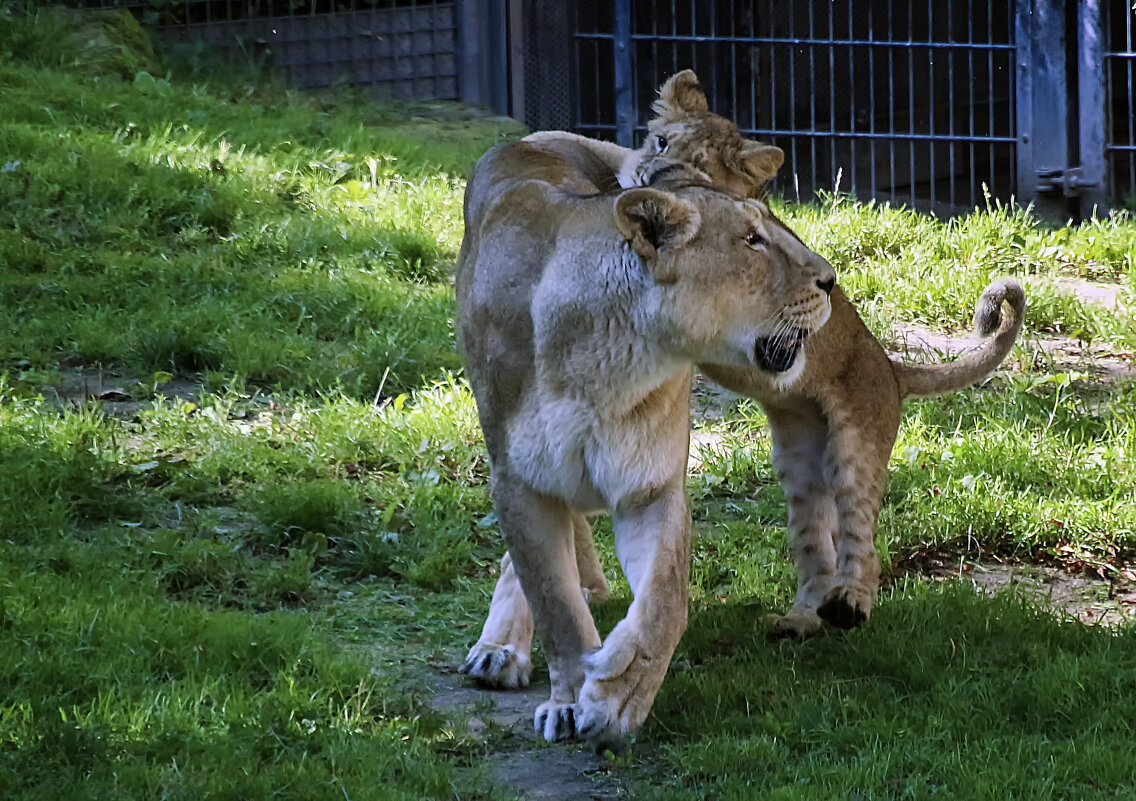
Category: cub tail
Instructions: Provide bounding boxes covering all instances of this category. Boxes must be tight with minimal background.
[893,278,1025,399]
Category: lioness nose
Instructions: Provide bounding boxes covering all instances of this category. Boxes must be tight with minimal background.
[816,275,835,295]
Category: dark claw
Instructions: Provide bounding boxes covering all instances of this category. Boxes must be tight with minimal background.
[478,653,494,673]
[561,706,576,740]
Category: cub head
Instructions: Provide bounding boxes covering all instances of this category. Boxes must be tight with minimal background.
[618,70,784,199]
[613,179,835,381]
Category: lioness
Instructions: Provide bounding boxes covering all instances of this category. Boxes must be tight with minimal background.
[456,141,836,747]
[460,71,1025,693]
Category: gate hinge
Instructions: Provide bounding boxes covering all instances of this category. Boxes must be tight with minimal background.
[1036,166,1098,197]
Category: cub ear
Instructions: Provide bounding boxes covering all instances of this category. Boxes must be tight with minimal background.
[738,141,785,185]
[652,69,709,118]
[614,188,701,282]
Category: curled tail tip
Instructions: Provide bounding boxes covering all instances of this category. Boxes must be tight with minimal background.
[974,278,1025,337]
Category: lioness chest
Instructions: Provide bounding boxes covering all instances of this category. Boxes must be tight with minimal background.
[500,229,691,512]
[505,372,690,512]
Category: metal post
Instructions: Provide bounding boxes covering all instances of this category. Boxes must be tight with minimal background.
[1078,0,1108,216]
[1014,0,1034,205]
[508,0,526,120]
[458,0,508,114]
[1015,0,1069,217]
[613,0,634,147]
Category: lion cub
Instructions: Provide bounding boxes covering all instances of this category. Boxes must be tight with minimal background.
[456,141,836,748]
[460,71,1024,696]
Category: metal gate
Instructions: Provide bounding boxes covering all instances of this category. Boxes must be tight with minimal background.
[1103,0,1136,208]
[511,0,1136,216]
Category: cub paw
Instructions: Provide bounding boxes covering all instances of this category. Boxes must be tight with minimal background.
[534,701,578,742]
[817,587,872,629]
[459,642,532,688]
[764,610,824,639]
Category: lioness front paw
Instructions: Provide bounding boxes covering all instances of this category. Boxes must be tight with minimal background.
[459,642,532,688]
[572,641,657,751]
[534,701,578,742]
[817,586,873,629]
[764,610,824,639]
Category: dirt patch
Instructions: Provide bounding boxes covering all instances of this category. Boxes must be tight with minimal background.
[898,554,1136,628]
[44,365,202,418]
[1053,277,1125,310]
[424,671,628,800]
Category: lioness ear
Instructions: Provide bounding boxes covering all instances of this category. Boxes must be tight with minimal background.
[614,188,701,282]
[739,141,785,185]
[652,69,709,118]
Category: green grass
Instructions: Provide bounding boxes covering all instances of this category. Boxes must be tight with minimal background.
[2,7,1135,799]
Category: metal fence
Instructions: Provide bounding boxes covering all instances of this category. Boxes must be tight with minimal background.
[1105,1,1136,206]
[513,0,1135,217]
[79,0,460,99]
[68,0,1136,214]
[570,0,1019,213]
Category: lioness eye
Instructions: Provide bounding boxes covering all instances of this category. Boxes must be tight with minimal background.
[744,229,768,248]
[655,135,668,153]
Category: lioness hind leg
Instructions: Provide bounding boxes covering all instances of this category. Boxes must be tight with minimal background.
[461,513,608,689]
[816,401,899,629]
[460,551,535,688]
[764,406,837,638]
[491,479,602,742]
[572,513,610,604]
[574,485,690,751]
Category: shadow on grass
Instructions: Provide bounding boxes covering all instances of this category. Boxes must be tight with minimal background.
[628,581,1136,799]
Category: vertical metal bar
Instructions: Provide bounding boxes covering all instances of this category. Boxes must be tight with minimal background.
[828,3,837,193]
[754,1,763,136]
[848,0,856,195]
[947,2,956,208]
[908,0,916,206]
[509,0,526,118]
[651,0,659,123]
[1013,0,1033,207]
[613,0,633,147]
[809,0,817,197]
[927,0,936,208]
[1078,0,1107,214]
[666,0,674,76]
[729,0,739,131]
[987,0,995,200]
[888,2,896,201]
[592,29,601,134]
[868,0,876,200]
[968,0,976,206]
[1003,2,1014,204]
[1126,0,1136,196]
[708,0,718,110]
[1018,0,1068,215]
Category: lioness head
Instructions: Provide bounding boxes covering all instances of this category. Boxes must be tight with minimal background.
[618,70,784,199]
[613,171,834,378]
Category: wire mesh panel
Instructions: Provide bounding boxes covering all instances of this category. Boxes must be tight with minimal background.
[573,0,1018,213]
[1104,3,1136,205]
[76,0,458,99]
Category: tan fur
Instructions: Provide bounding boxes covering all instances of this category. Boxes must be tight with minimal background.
[465,70,1025,683]
[456,140,836,747]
